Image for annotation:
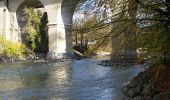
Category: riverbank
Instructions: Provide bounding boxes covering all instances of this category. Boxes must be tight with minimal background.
[123,65,170,100]
[99,57,137,66]
[0,52,86,63]
[98,57,170,100]
[0,55,71,63]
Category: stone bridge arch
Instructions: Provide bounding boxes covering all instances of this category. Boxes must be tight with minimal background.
[16,0,47,53]
[7,0,78,58]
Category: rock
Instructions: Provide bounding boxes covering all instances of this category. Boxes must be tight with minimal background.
[100,60,112,66]
[142,84,151,96]
[133,96,142,100]
[165,91,170,99]
[0,57,3,62]
[160,91,170,100]
[127,89,135,98]
[124,65,170,100]
[128,84,142,98]
[27,54,35,60]
[122,86,129,93]
[127,80,137,88]
[152,91,170,100]
[153,94,162,100]
[9,58,15,62]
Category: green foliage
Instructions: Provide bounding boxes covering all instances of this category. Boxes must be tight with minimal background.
[132,0,170,66]
[78,0,170,67]
[73,16,112,55]
[0,35,27,58]
[136,22,170,65]
[103,0,170,66]
[23,7,41,50]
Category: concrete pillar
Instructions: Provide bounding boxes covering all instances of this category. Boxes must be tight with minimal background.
[0,1,11,40]
[65,24,74,57]
[8,0,24,42]
[11,11,21,42]
[61,0,76,57]
[46,3,67,59]
[0,1,6,36]
[46,0,75,59]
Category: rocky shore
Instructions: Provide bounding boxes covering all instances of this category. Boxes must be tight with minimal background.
[0,54,70,63]
[123,66,170,100]
[99,58,137,66]
[99,58,170,100]
[0,52,85,63]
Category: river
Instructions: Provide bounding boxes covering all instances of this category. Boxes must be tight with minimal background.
[0,56,142,100]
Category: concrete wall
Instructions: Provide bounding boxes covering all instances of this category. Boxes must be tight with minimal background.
[0,1,11,40]
[0,1,6,35]
[0,0,77,58]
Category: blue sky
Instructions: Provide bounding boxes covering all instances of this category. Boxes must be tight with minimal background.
[73,0,94,20]
[73,0,111,22]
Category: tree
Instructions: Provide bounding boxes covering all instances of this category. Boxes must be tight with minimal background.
[74,0,170,67]
[73,15,112,55]
[23,7,41,50]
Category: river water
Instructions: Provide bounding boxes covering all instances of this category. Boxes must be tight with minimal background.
[0,57,141,100]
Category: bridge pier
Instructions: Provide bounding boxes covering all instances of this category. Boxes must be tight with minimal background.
[47,23,74,59]
[0,0,77,59]
[46,3,73,59]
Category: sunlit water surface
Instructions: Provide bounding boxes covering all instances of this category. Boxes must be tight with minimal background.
[0,57,141,100]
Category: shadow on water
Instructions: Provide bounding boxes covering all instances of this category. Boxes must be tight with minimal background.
[0,57,141,100]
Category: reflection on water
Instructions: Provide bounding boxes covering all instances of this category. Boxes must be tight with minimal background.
[0,58,141,100]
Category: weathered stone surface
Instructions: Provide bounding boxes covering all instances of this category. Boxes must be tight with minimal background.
[127,84,142,98]
[124,67,170,100]
[152,94,162,100]
[142,84,151,96]
[133,96,142,100]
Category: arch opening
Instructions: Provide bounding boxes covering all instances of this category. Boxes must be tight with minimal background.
[16,0,49,55]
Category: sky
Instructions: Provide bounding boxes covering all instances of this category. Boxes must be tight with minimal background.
[73,0,112,22]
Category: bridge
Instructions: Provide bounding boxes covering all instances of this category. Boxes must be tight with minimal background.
[0,0,81,58]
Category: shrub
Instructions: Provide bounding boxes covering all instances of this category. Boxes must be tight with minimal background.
[0,35,28,58]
